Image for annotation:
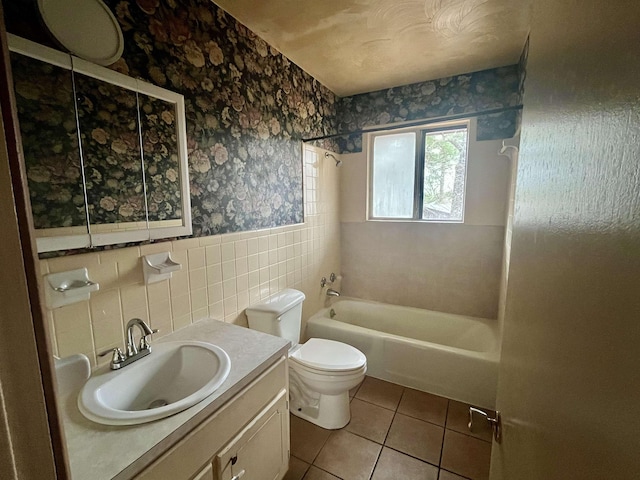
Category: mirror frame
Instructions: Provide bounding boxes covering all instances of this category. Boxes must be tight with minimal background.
[8,34,192,253]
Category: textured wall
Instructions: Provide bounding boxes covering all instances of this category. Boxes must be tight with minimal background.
[492,0,640,478]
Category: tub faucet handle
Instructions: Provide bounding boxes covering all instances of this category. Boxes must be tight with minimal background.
[320,277,327,288]
[329,273,337,283]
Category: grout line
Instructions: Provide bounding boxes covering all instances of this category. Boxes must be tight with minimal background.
[443,399,451,429]
[382,385,404,446]
[382,444,440,469]
[439,467,473,480]
[366,445,383,480]
[341,427,388,448]
[364,382,396,480]
[446,426,493,444]
[394,407,448,428]
[306,464,344,480]
[309,429,333,466]
[290,454,312,479]
[438,400,451,468]
[351,395,399,413]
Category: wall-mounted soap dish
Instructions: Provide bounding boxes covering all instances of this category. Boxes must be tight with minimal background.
[143,252,182,284]
[45,268,99,309]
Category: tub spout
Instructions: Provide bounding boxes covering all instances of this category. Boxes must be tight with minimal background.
[326,288,341,297]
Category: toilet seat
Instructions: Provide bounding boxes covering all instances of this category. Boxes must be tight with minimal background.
[290,338,366,373]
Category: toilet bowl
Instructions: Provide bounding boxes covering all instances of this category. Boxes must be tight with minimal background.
[246,289,366,429]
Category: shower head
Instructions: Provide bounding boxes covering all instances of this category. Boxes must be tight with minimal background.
[325,151,342,167]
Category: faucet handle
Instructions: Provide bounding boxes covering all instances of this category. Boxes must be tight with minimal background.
[99,347,126,364]
[139,328,159,350]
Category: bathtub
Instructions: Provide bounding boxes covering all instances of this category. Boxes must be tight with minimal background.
[306,298,500,409]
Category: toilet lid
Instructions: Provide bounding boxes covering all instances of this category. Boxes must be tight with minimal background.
[290,338,366,372]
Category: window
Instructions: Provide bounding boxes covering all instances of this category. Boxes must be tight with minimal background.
[369,123,469,222]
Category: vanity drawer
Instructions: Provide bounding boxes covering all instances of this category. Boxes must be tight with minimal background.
[134,356,287,480]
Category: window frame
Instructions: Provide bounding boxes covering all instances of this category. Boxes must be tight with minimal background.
[367,120,470,223]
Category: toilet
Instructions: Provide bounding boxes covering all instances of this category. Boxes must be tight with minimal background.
[246,289,366,429]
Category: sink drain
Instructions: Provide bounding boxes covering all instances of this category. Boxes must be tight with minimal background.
[147,399,169,409]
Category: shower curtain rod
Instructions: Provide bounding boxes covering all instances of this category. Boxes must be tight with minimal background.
[301,105,523,143]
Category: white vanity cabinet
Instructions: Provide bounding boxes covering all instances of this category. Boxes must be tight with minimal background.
[215,391,288,480]
[135,357,289,480]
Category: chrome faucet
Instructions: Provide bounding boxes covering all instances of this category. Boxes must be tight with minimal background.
[326,288,341,297]
[126,318,155,356]
[99,318,158,370]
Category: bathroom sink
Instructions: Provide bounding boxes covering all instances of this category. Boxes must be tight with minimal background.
[78,341,231,425]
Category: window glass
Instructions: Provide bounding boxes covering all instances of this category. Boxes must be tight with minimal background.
[422,128,468,221]
[369,123,468,222]
[371,132,416,218]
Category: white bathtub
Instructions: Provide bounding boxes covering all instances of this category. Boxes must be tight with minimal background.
[306,298,500,409]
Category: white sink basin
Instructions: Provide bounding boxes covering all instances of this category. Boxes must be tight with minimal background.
[78,341,231,425]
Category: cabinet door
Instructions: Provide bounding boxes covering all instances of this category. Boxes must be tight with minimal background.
[193,463,214,480]
[216,391,289,480]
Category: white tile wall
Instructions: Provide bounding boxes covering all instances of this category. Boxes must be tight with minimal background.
[42,145,341,366]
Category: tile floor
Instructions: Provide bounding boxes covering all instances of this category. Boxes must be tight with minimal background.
[284,376,494,480]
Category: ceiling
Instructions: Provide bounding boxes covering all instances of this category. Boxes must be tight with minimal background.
[212,0,530,97]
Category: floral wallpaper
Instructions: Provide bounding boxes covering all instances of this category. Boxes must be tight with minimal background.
[10,53,87,229]
[105,0,339,237]
[335,66,521,153]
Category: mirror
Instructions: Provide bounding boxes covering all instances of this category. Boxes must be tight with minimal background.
[137,91,186,233]
[8,34,191,253]
[10,43,90,250]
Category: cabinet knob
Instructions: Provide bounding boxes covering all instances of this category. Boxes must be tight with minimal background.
[231,455,237,465]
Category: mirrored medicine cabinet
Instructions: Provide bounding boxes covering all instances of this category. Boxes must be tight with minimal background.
[8,34,192,253]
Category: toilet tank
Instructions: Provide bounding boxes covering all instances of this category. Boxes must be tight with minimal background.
[245,289,305,348]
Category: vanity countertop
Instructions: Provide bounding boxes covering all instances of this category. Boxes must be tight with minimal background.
[58,318,289,480]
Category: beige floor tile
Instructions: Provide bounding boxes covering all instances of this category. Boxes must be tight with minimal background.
[314,430,382,480]
[397,388,449,426]
[385,413,444,465]
[446,401,493,442]
[290,415,331,464]
[303,466,340,480]
[438,469,469,480]
[355,376,404,411]
[284,456,310,480]
[371,447,439,480]
[441,430,491,480]
[346,398,395,443]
